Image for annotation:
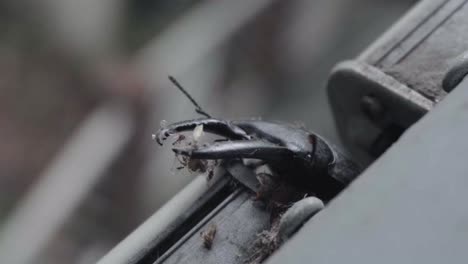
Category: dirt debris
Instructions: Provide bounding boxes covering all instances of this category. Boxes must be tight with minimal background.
[200,224,217,250]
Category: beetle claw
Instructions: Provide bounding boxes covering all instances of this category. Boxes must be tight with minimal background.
[154,128,173,145]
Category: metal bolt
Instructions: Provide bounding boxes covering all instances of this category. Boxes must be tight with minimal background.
[360,95,384,122]
[442,50,468,93]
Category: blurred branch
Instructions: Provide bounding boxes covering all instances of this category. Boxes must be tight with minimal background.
[136,0,274,86]
[0,103,133,264]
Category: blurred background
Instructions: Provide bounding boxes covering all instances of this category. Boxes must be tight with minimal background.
[0,0,416,263]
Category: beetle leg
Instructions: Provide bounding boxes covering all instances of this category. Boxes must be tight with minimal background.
[155,118,250,145]
[172,140,293,161]
[243,159,267,169]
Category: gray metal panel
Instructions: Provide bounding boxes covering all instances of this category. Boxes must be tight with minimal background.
[359,0,447,64]
[360,0,468,101]
[380,0,468,101]
[329,0,468,163]
[267,78,468,264]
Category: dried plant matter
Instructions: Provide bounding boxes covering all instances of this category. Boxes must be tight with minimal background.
[244,222,280,264]
[200,224,217,250]
[245,196,324,264]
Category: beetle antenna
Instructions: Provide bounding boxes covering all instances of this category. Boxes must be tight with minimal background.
[168,76,212,118]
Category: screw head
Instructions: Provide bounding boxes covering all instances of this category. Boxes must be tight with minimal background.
[360,95,384,122]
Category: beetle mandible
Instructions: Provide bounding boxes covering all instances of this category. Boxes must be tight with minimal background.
[154,77,361,200]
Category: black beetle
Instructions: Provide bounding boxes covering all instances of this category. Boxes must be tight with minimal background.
[155,118,361,200]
